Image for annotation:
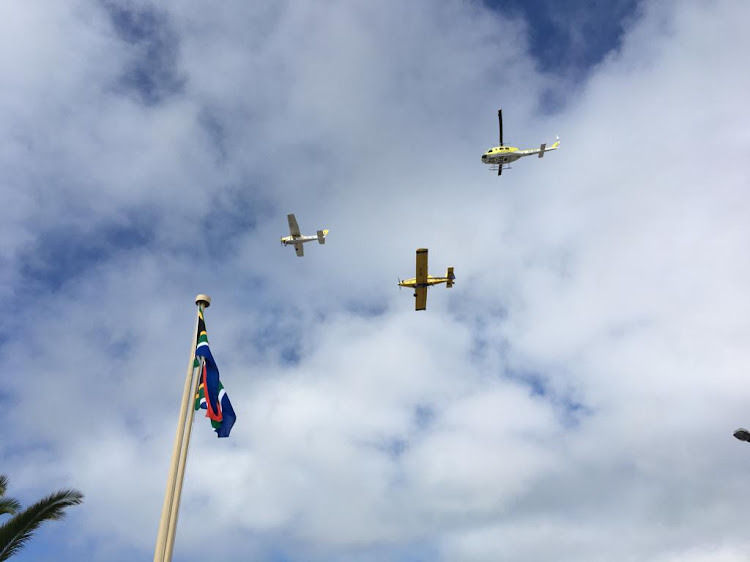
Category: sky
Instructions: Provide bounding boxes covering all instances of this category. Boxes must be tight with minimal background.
[1,1,750,561]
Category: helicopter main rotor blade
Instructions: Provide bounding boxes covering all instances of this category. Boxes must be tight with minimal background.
[498,108,503,146]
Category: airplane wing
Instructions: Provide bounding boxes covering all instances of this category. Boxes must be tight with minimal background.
[294,242,304,257]
[415,286,427,311]
[416,248,428,286]
[287,214,301,237]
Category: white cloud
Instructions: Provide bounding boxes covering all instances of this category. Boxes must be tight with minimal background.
[2,0,750,560]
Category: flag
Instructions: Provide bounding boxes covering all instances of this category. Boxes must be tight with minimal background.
[193,309,236,438]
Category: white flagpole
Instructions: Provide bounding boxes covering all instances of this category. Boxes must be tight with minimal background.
[163,352,204,561]
[154,294,211,562]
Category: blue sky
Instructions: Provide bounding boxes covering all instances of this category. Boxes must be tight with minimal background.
[2,1,750,561]
[487,0,639,75]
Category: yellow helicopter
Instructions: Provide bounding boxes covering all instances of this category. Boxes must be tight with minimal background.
[481,109,559,176]
[398,248,455,311]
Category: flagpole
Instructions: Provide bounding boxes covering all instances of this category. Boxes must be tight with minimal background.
[163,352,203,561]
[154,294,211,562]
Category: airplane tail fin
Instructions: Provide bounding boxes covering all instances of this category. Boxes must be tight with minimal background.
[446,267,455,288]
[540,136,560,157]
[317,229,329,244]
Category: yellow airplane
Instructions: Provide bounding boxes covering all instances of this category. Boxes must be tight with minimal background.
[398,248,455,311]
[481,109,559,176]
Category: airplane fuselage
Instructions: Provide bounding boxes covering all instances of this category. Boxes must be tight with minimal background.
[281,235,320,245]
[399,276,451,289]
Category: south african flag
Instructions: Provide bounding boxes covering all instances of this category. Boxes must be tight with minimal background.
[194,309,236,438]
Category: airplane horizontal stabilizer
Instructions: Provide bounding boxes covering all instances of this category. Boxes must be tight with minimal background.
[538,143,546,158]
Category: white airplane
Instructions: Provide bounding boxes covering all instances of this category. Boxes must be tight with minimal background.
[281,213,329,257]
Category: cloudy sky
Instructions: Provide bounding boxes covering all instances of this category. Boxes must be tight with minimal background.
[2,1,750,560]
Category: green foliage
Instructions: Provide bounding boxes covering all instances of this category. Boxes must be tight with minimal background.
[0,499,20,519]
[0,475,83,561]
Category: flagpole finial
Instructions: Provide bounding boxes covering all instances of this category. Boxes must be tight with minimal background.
[195,294,211,308]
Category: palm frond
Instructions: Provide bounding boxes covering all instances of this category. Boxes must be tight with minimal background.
[0,499,20,517]
[0,489,83,562]
[0,477,20,518]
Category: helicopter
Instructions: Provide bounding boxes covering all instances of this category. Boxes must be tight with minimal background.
[481,109,559,176]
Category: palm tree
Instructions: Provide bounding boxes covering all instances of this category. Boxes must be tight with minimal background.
[0,474,83,561]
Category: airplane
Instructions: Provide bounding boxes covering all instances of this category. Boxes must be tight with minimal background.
[481,109,559,176]
[398,248,455,311]
[281,213,329,257]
